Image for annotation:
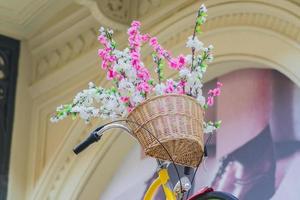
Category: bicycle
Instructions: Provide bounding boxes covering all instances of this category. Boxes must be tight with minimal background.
[73,121,238,200]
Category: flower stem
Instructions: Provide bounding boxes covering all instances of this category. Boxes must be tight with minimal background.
[191,10,201,72]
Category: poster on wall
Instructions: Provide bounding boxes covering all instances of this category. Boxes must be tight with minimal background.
[101,69,300,200]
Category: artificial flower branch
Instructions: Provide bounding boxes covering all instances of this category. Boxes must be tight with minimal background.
[51,4,222,134]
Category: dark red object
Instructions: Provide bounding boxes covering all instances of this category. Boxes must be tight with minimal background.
[187,187,214,200]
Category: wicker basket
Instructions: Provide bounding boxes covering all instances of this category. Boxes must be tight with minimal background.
[127,94,204,168]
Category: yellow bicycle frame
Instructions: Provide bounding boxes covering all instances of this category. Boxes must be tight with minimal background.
[144,168,176,200]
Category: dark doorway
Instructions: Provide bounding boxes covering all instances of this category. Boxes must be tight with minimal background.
[0,35,20,200]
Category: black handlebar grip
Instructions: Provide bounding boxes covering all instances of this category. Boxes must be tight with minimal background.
[73,132,102,154]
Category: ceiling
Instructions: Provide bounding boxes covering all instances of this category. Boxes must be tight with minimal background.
[0,0,74,39]
[1,0,300,40]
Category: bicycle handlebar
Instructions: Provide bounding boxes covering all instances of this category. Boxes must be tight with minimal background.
[73,132,102,154]
[73,123,133,155]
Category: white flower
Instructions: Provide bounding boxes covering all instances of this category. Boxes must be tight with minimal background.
[98,27,105,35]
[204,124,215,134]
[105,98,118,111]
[118,79,135,96]
[125,68,137,82]
[108,29,114,34]
[56,105,63,112]
[185,71,203,96]
[185,55,193,65]
[131,91,144,104]
[88,82,95,88]
[78,109,89,121]
[196,95,205,106]
[200,4,207,13]
[87,107,99,117]
[50,116,59,123]
[154,83,166,95]
[179,68,190,78]
[186,36,203,52]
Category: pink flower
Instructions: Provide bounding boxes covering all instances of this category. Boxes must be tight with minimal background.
[127,107,133,113]
[149,37,158,47]
[137,82,150,93]
[141,34,150,42]
[98,35,106,44]
[107,69,117,80]
[154,45,168,58]
[177,54,186,69]
[107,55,116,62]
[169,58,178,69]
[131,20,141,27]
[213,88,221,96]
[165,80,175,93]
[137,68,150,81]
[101,60,109,69]
[208,89,214,95]
[208,87,221,96]
[120,96,129,103]
[217,81,223,87]
[168,55,186,70]
[127,28,137,36]
[207,96,214,106]
[98,35,110,49]
[176,85,184,94]
[98,49,104,57]
[131,51,140,60]
[179,80,186,87]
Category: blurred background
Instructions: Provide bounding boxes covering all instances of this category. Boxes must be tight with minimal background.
[1,0,300,200]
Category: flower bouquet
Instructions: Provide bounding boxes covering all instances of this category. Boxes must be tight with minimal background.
[51,4,222,167]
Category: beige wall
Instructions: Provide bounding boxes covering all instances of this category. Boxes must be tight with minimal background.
[8,42,32,200]
[7,0,300,199]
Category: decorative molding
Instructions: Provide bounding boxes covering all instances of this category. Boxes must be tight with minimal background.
[99,0,132,24]
[32,10,300,82]
[75,0,129,29]
[161,12,300,51]
[33,27,99,80]
[31,0,166,82]
[29,119,89,200]
[138,0,162,17]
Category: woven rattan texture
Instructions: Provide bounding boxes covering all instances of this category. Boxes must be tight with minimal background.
[127,94,204,167]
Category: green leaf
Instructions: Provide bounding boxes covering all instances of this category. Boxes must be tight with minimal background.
[196,26,202,33]
[200,12,207,17]
[65,104,72,113]
[57,111,64,117]
[159,62,164,68]
[214,120,222,128]
[111,87,117,93]
[148,79,154,85]
[196,17,202,24]
[71,113,77,120]
[200,62,207,70]
[111,40,117,48]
